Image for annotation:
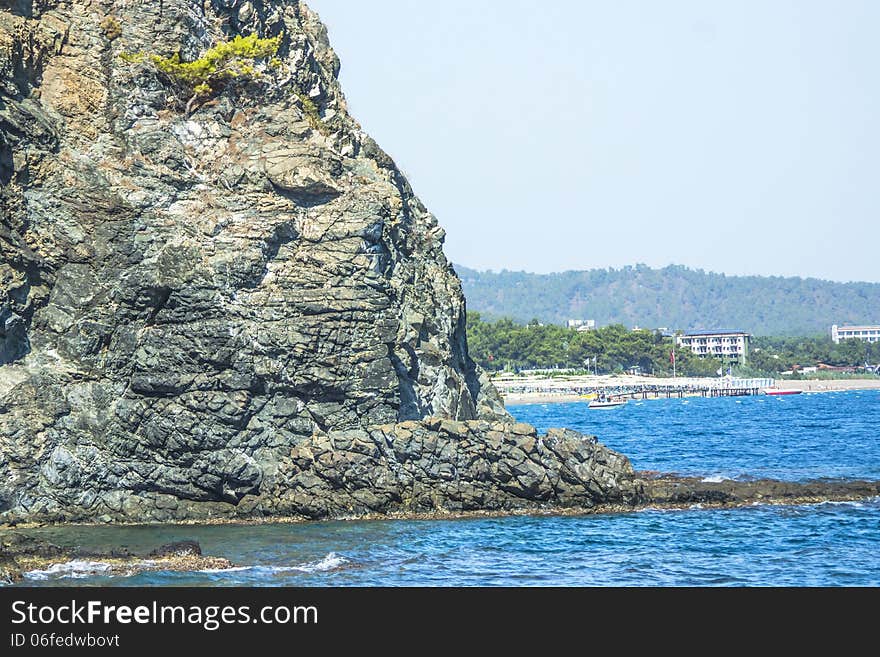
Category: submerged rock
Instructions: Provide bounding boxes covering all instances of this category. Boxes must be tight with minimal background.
[642,475,880,507]
[148,539,202,557]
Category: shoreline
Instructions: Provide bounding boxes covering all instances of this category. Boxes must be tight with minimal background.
[3,495,876,534]
[499,376,880,405]
[4,477,877,531]
[4,477,877,581]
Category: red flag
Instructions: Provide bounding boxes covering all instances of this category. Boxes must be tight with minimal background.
[669,350,675,364]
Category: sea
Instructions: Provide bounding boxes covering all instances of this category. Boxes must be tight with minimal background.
[12,390,880,586]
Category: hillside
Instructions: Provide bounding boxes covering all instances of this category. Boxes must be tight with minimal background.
[456,264,880,336]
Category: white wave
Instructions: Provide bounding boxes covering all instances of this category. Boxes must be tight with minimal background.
[24,560,114,581]
[287,552,349,573]
[689,503,703,510]
[701,475,731,483]
[815,499,866,508]
[197,553,350,576]
[25,552,354,581]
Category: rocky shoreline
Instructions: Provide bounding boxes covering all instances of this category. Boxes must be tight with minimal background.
[0,535,233,585]
[0,419,641,524]
[641,474,880,507]
[1,412,877,528]
[3,475,876,584]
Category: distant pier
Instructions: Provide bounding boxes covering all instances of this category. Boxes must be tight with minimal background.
[613,380,768,400]
[496,377,775,401]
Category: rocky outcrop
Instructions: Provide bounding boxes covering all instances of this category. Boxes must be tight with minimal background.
[0,1,643,523]
[0,534,232,584]
[3,418,643,523]
[278,421,641,520]
[642,475,880,507]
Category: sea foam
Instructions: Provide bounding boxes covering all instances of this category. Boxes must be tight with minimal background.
[197,552,350,576]
[24,560,114,581]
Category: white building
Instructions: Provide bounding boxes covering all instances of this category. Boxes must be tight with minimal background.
[676,330,750,364]
[567,319,596,332]
[831,325,880,344]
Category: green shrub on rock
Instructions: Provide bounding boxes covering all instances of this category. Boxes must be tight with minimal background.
[296,92,322,130]
[121,34,282,112]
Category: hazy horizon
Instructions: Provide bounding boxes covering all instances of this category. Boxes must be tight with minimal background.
[311,0,880,283]
[453,261,880,285]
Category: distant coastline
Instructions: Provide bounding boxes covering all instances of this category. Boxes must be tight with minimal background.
[498,374,880,405]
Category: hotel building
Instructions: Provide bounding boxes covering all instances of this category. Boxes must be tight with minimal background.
[676,329,750,364]
[831,325,880,344]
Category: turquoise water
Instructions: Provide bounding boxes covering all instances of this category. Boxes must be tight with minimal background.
[13,391,880,586]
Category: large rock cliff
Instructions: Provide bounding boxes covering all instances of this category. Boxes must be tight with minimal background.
[0,0,641,522]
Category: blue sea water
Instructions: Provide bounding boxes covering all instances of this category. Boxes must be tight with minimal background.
[514,390,880,482]
[12,391,880,586]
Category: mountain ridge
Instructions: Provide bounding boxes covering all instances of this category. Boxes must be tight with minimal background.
[456,263,880,335]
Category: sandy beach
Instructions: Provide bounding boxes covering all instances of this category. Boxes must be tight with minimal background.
[495,373,880,405]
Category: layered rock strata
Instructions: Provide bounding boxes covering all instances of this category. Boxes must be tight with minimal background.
[0,1,641,523]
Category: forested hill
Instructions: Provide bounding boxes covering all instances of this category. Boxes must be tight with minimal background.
[455,264,880,336]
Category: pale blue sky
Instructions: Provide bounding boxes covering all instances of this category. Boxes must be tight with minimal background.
[309,1,880,282]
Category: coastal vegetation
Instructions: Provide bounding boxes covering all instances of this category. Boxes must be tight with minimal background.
[457,264,880,336]
[466,312,880,376]
[296,92,323,131]
[467,312,718,376]
[750,336,880,373]
[120,34,282,109]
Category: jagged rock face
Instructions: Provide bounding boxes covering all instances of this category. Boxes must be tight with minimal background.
[279,422,641,521]
[6,419,643,523]
[0,1,634,523]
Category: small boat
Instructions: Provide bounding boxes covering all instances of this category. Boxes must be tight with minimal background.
[763,388,803,396]
[588,395,627,409]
